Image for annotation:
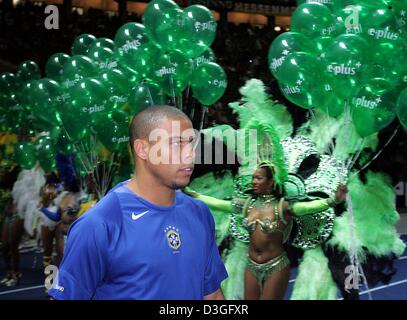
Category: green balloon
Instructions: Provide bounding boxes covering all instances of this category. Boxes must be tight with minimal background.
[389,0,407,32]
[61,55,98,88]
[87,45,118,70]
[71,34,96,55]
[67,78,110,126]
[154,7,194,52]
[114,23,154,78]
[191,62,227,106]
[30,78,63,126]
[14,141,37,169]
[277,51,320,84]
[322,34,369,100]
[0,112,7,131]
[350,80,397,137]
[0,73,19,97]
[1,94,25,133]
[396,87,407,130]
[192,48,216,70]
[59,109,89,143]
[15,80,36,112]
[35,136,56,173]
[128,82,166,115]
[291,2,336,38]
[99,69,130,109]
[99,68,130,96]
[367,35,407,88]
[360,64,400,94]
[55,131,74,156]
[268,32,316,80]
[16,60,41,83]
[278,52,322,109]
[45,53,70,82]
[111,109,130,124]
[177,5,217,58]
[149,49,192,96]
[92,38,115,50]
[314,81,345,117]
[94,113,129,152]
[142,0,182,48]
[314,36,333,55]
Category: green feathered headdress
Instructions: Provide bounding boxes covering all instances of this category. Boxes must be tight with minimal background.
[245,118,289,189]
[228,79,290,191]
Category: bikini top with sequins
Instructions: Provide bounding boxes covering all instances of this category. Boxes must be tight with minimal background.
[240,197,293,243]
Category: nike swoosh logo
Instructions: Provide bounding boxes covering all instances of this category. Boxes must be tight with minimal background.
[131,210,149,220]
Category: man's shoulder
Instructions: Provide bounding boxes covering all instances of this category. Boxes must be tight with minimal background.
[177,190,208,209]
[73,191,122,229]
[177,191,214,222]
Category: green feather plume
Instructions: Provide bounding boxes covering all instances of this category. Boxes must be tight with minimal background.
[328,171,406,260]
[188,171,234,245]
[221,240,248,300]
[291,246,338,300]
[229,79,293,140]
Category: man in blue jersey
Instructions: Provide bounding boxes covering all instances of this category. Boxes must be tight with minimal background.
[48,105,228,300]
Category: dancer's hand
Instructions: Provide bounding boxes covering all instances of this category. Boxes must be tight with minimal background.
[182,186,200,198]
[334,184,348,204]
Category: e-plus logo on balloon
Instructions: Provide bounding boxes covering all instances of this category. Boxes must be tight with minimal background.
[321,24,336,36]
[195,56,212,66]
[82,104,105,114]
[63,79,80,88]
[327,62,362,76]
[118,39,142,54]
[352,96,381,110]
[111,136,129,144]
[155,66,176,77]
[56,93,70,103]
[270,56,285,73]
[110,96,127,103]
[281,85,300,95]
[212,79,227,88]
[368,27,399,41]
[96,60,118,69]
[194,21,216,32]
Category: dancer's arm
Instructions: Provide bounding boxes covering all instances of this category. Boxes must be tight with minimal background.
[183,187,233,213]
[286,184,347,217]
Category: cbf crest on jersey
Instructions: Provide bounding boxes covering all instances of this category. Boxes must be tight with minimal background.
[164,226,181,251]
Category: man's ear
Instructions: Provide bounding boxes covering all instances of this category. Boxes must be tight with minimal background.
[134,139,149,160]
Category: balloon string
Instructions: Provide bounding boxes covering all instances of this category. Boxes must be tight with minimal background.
[346,137,366,171]
[167,54,177,108]
[185,85,190,105]
[190,105,196,126]
[60,125,90,174]
[61,124,101,199]
[177,95,183,112]
[350,125,400,179]
[146,85,154,107]
[199,105,207,131]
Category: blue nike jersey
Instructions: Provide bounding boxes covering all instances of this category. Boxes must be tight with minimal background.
[48,182,228,300]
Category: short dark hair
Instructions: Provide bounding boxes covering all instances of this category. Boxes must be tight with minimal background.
[129,105,192,156]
